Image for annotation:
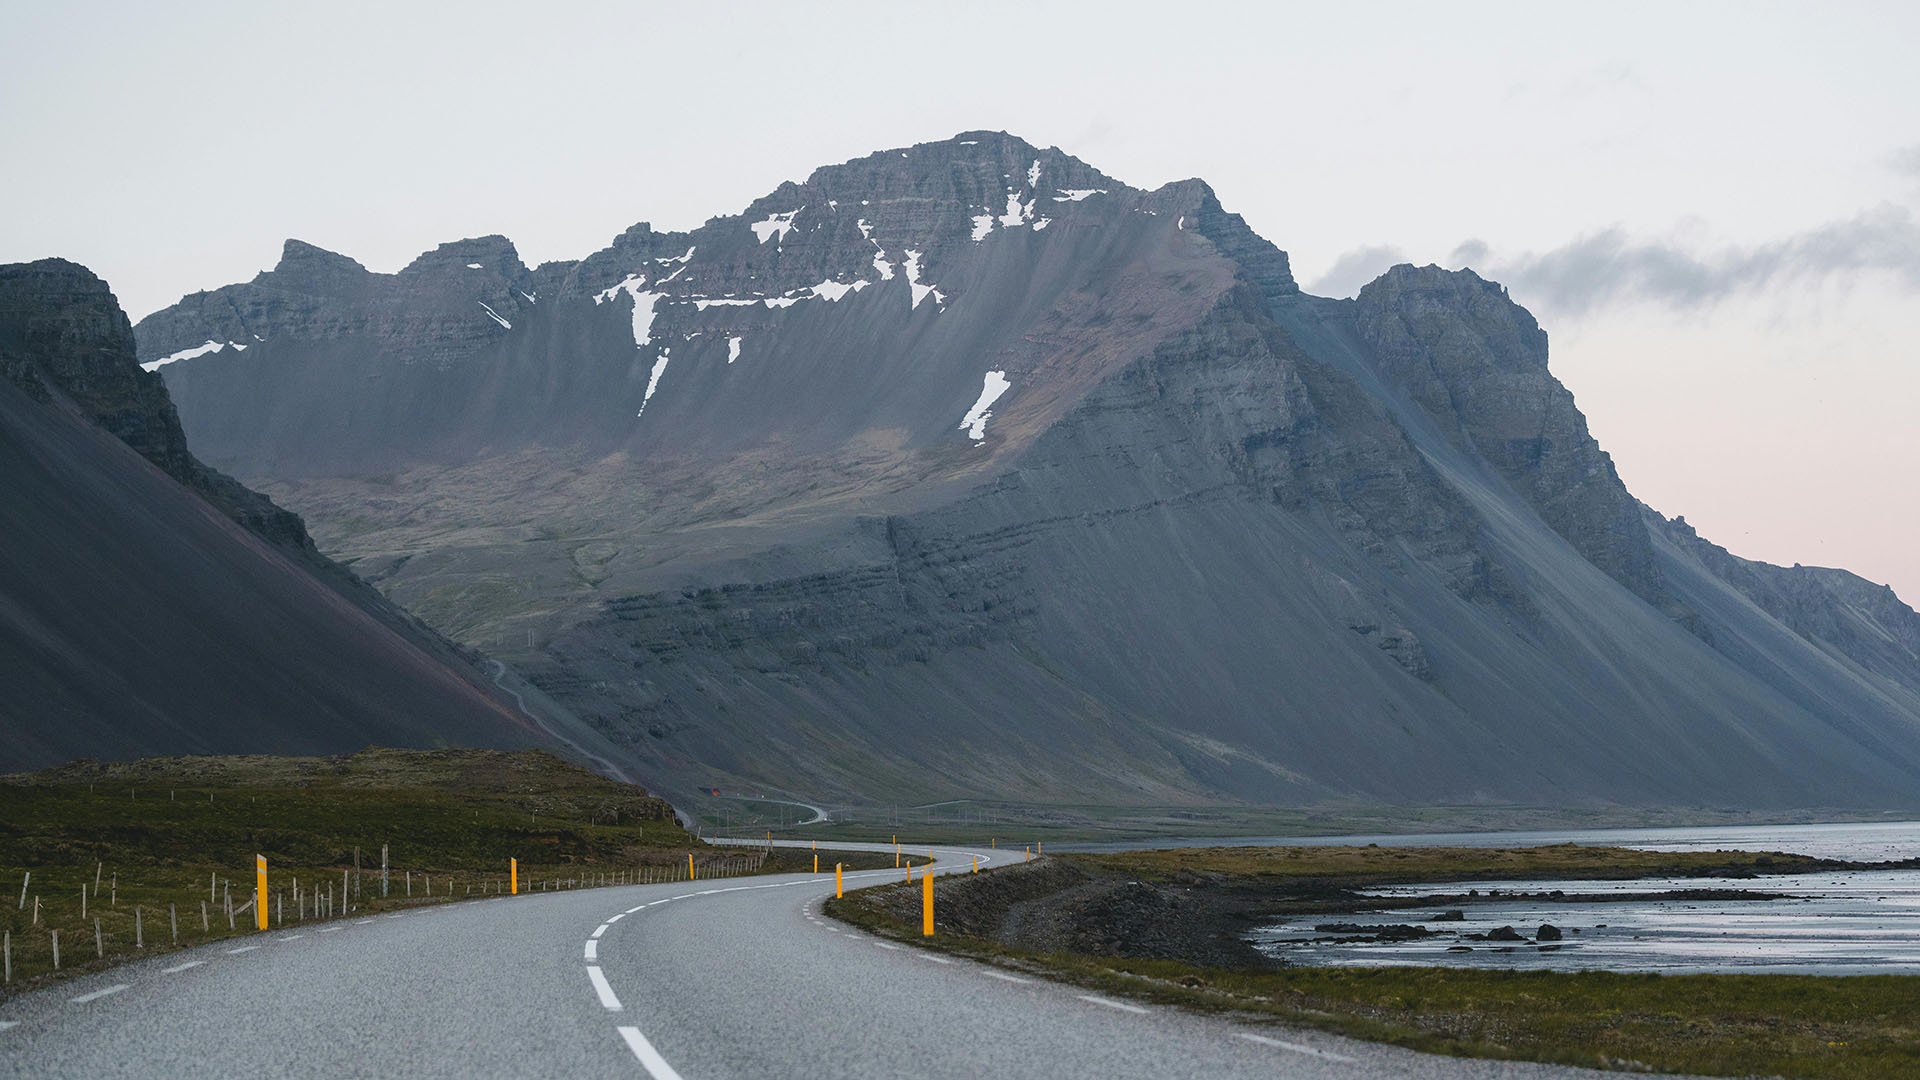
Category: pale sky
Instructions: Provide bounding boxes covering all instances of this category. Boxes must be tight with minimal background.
[4,1,1916,601]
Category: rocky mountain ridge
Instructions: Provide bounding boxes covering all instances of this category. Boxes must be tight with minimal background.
[135,131,1920,815]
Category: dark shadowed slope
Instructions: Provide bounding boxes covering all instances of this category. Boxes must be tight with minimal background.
[0,259,551,770]
[138,133,1920,815]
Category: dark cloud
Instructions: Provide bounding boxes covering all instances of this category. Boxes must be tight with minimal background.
[1305,244,1405,299]
[1474,204,1920,316]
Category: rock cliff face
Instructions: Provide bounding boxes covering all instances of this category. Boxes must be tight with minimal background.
[137,132,1920,815]
[0,259,590,771]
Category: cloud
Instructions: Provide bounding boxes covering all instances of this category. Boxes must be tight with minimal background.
[1890,144,1920,177]
[1305,244,1405,299]
[1471,204,1920,317]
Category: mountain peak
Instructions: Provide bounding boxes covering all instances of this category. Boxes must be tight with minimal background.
[273,239,369,279]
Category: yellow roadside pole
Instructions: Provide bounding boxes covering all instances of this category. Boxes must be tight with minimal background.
[510,859,518,896]
[1025,846,1030,862]
[254,855,268,931]
[813,853,819,873]
[922,868,934,936]
[688,853,695,880]
[972,856,977,874]
[1038,841,1043,856]
[835,863,843,898]
[894,835,899,868]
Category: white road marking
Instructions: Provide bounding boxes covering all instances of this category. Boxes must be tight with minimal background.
[355,919,374,925]
[617,1025,687,1080]
[70,985,129,1004]
[625,906,646,914]
[277,934,305,941]
[591,924,609,939]
[915,954,953,964]
[226,945,260,954]
[586,965,622,1010]
[1078,994,1149,1015]
[607,913,625,923]
[317,926,341,933]
[874,942,902,950]
[0,1020,16,1030]
[160,960,204,974]
[1237,1032,1359,1063]
[584,940,598,960]
[981,970,1030,983]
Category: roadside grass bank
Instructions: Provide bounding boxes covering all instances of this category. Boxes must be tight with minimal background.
[826,850,1920,1079]
[0,747,894,998]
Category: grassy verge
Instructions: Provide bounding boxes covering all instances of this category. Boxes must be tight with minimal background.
[0,747,897,998]
[826,850,1920,1079]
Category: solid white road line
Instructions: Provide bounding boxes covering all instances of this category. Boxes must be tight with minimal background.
[617,1025,687,1080]
[584,940,598,960]
[1078,994,1150,1015]
[981,970,1030,983]
[586,965,623,1010]
[225,945,259,954]
[160,960,204,974]
[1236,1032,1359,1063]
[70,985,129,1004]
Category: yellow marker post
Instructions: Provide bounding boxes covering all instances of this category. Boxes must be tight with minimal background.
[510,858,518,896]
[254,855,268,931]
[972,856,977,874]
[813,853,818,874]
[922,868,934,936]
[835,863,843,898]
[1038,841,1043,856]
[894,835,899,868]
[688,853,695,880]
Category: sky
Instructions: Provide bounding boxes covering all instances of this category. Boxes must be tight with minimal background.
[3,0,1916,600]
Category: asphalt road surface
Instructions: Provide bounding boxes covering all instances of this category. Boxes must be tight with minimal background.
[1,841,1694,1079]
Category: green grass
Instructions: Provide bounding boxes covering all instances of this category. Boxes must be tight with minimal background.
[0,747,900,996]
[827,849,1920,1079]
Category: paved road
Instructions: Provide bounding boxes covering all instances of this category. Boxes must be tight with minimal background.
[0,842,1684,1079]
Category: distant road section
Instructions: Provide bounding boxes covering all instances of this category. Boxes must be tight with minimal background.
[0,840,1690,1079]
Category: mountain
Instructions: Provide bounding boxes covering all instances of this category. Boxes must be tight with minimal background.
[138,131,1920,816]
[0,258,577,771]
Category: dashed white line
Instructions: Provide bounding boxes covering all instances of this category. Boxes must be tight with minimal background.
[914,954,953,964]
[617,1025,686,1080]
[1078,994,1149,1015]
[70,984,129,1004]
[607,913,625,923]
[226,945,260,954]
[586,965,622,1010]
[317,926,341,933]
[873,942,902,951]
[160,960,204,974]
[584,939,598,960]
[277,934,305,942]
[355,919,374,925]
[1237,1032,1359,1063]
[590,924,609,939]
[981,970,1030,983]
[0,1020,17,1031]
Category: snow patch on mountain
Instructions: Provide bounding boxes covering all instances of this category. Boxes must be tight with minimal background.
[959,370,1011,441]
[141,338,247,372]
[970,214,995,243]
[594,275,663,346]
[903,250,944,310]
[637,348,671,418]
[750,210,801,245]
[478,302,511,330]
[727,335,742,363]
[1054,188,1105,202]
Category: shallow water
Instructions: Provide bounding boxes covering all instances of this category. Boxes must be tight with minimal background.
[1071,819,1920,862]
[1251,865,1920,975]
[1127,820,1920,974]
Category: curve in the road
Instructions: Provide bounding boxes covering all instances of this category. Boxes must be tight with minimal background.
[0,840,1689,1080]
